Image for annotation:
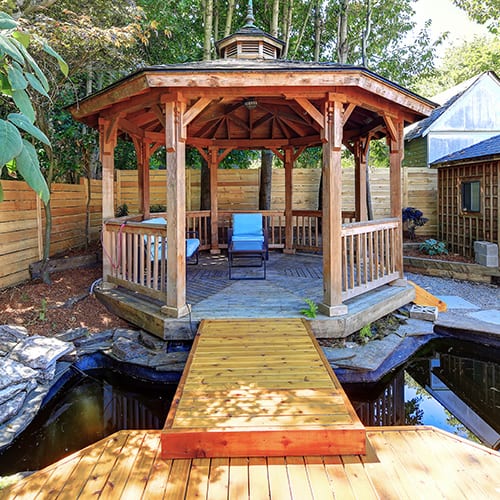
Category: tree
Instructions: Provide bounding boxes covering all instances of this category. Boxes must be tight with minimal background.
[0,10,67,202]
[452,0,499,33]
[413,36,500,98]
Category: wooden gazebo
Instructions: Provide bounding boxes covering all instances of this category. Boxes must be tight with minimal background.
[69,19,435,331]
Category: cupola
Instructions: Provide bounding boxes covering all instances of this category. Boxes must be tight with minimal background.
[215,0,285,60]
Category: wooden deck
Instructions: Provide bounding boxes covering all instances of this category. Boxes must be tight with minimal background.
[3,427,499,499]
[95,252,415,340]
[161,319,365,458]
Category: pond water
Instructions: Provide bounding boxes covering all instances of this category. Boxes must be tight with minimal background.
[343,338,500,449]
[0,337,498,476]
[0,369,177,475]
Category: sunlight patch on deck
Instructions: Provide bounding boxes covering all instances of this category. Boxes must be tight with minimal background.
[161,318,365,458]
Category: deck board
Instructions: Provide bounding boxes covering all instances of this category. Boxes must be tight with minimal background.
[2,427,500,499]
[161,318,366,458]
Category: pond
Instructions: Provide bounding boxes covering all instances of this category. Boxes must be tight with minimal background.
[0,337,498,476]
[343,338,500,449]
[0,368,177,476]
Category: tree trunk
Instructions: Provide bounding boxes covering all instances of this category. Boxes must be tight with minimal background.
[337,0,350,63]
[259,150,273,210]
[224,0,235,36]
[281,0,294,58]
[200,155,211,210]
[361,0,372,67]
[313,0,322,61]
[203,0,214,61]
[271,0,280,36]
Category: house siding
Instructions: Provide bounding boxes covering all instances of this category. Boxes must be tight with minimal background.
[403,137,427,167]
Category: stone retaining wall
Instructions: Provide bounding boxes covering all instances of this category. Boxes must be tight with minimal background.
[403,256,500,284]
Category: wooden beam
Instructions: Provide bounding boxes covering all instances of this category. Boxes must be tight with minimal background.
[151,104,166,128]
[318,100,348,317]
[383,113,398,142]
[209,147,220,254]
[389,118,404,279]
[163,100,189,318]
[98,117,117,285]
[183,97,213,126]
[343,103,356,124]
[294,98,324,128]
[118,117,145,140]
[284,148,294,254]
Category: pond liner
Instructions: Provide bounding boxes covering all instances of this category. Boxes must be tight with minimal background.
[42,351,181,409]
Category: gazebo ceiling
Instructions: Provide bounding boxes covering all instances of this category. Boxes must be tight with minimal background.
[69,61,436,150]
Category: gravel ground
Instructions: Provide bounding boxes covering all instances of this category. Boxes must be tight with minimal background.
[406,272,499,310]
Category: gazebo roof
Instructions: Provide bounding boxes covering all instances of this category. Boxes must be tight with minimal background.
[69,59,436,149]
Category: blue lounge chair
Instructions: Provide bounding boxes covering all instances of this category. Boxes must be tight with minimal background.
[227,213,268,279]
[141,217,200,264]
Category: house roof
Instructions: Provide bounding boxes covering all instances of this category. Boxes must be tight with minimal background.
[404,71,500,141]
[431,134,500,166]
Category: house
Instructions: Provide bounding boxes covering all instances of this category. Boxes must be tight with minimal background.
[404,71,500,167]
[431,134,500,260]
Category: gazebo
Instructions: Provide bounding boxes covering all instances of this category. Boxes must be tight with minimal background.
[69,15,435,337]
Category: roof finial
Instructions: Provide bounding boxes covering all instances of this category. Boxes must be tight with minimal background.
[243,0,256,28]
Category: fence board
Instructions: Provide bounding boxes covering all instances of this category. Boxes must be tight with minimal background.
[1,167,437,289]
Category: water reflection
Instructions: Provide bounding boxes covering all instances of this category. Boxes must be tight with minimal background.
[0,369,175,475]
[344,339,500,449]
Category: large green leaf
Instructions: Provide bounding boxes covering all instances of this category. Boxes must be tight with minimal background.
[15,140,50,204]
[14,41,49,91]
[0,12,17,30]
[42,42,69,77]
[12,30,30,48]
[25,72,49,97]
[0,33,24,63]
[7,61,28,90]
[0,119,23,166]
[12,89,35,122]
[8,113,50,146]
[0,73,12,95]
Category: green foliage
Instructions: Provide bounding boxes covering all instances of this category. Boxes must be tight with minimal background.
[405,396,424,425]
[38,297,47,321]
[452,0,499,33]
[115,203,128,217]
[150,204,166,213]
[359,323,373,343]
[419,239,448,256]
[300,298,318,319]
[0,11,67,203]
[402,207,428,240]
[414,36,500,97]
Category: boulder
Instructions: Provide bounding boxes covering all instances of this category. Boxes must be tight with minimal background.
[0,359,37,390]
[0,391,27,426]
[9,336,74,371]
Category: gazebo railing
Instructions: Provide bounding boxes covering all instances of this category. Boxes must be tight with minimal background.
[341,218,400,300]
[102,212,400,303]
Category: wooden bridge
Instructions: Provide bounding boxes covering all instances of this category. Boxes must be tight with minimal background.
[2,318,500,498]
[161,318,365,458]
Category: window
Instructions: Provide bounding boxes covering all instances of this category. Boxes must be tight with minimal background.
[461,180,480,212]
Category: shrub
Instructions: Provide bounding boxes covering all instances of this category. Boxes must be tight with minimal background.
[150,204,166,213]
[419,239,448,256]
[115,204,128,217]
[402,207,428,240]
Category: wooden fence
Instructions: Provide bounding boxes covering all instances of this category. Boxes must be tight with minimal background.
[0,167,436,290]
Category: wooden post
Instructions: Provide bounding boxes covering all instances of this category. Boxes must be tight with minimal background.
[318,99,348,316]
[209,147,220,254]
[99,117,117,287]
[389,118,404,281]
[135,139,151,219]
[354,137,368,221]
[284,147,294,253]
[162,97,189,318]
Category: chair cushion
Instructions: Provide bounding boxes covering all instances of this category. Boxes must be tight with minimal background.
[186,238,200,258]
[142,217,167,225]
[232,214,263,237]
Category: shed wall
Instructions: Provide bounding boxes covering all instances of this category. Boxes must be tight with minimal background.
[438,160,500,258]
